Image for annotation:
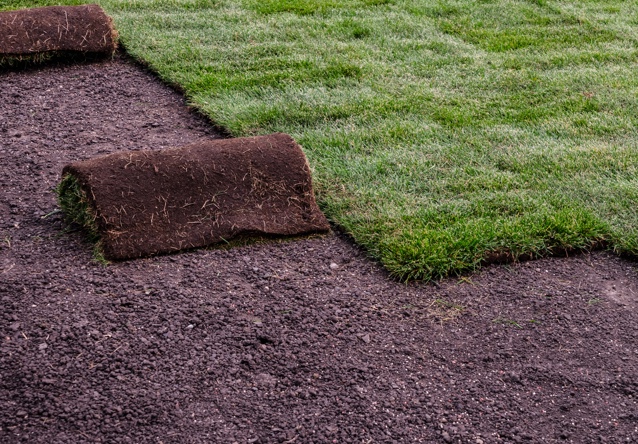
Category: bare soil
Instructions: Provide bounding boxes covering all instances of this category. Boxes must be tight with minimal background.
[1,53,637,444]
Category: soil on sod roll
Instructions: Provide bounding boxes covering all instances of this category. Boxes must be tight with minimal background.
[0,4,117,63]
[60,133,330,260]
[1,53,638,443]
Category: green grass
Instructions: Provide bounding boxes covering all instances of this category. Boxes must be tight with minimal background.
[6,0,638,280]
[56,175,100,241]
[56,174,110,264]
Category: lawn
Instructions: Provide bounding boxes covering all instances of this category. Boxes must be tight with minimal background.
[5,0,638,280]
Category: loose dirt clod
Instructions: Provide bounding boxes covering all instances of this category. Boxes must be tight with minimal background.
[59,134,330,260]
[0,4,117,65]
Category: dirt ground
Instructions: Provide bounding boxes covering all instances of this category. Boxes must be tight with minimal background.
[1,53,637,444]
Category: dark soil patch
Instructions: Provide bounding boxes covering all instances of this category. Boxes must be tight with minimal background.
[1,53,637,444]
[61,133,329,260]
[0,5,117,64]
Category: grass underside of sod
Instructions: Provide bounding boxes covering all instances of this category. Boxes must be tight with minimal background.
[0,51,115,70]
[56,174,108,263]
[12,0,638,280]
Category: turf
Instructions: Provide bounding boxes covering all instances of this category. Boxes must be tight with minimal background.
[8,0,638,280]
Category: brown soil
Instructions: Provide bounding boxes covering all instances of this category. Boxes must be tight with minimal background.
[0,5,117,60]
[1,53,637,444]
[63,134,329,260]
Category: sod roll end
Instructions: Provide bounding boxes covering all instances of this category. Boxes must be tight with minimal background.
[58,134,331,260]
[0,4,117,61]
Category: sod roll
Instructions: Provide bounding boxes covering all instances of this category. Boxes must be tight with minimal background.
[0,4,117,58]
[59,133,331,260]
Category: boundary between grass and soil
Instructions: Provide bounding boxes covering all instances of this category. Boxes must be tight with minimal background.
[4,0,638,282]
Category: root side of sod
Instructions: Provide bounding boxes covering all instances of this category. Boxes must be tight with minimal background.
[58,133,331,260]
[0,4,118,68]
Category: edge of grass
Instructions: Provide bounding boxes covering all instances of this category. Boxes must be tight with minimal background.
[16,0,638,280]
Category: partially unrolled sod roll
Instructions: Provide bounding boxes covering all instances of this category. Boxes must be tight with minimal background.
[58,133,331,260]
[0,4,117,62]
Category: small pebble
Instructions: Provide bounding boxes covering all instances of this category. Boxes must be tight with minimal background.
[359,333,371,344]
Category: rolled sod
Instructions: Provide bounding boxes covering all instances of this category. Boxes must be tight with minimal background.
[58,133,331,260]
[0,4,117,62]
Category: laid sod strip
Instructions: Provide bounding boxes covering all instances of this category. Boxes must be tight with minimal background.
[58,133,330,260]
[0,4,117,66]
[19,0,638,279]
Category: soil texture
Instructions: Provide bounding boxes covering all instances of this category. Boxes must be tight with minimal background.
[1,54,637,444]
[62,133,329,260]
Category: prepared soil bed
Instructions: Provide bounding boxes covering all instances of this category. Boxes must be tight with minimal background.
[1,54,637,444]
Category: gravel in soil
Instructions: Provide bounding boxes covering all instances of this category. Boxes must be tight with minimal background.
[1,54,637,444]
